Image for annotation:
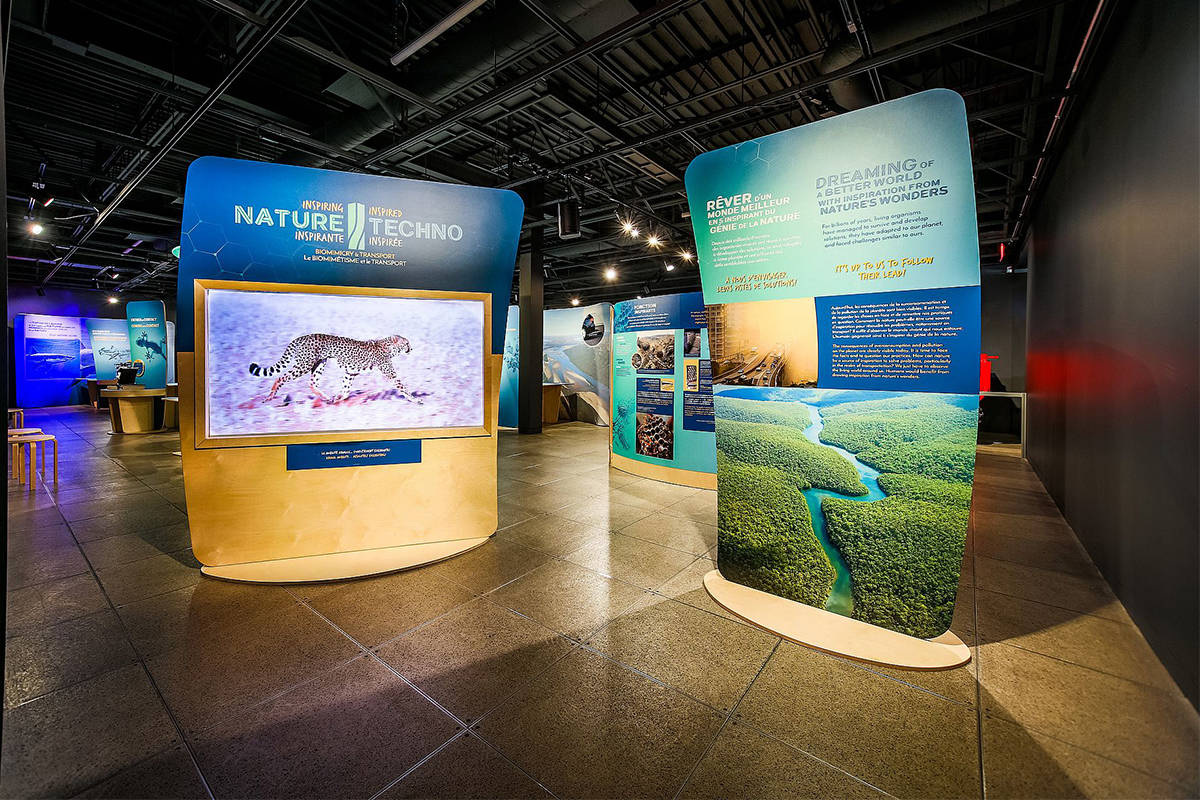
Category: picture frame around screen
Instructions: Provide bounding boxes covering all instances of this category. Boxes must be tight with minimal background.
[192,279,492,449]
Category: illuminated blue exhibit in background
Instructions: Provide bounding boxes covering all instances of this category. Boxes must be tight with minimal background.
[126,300,169,390]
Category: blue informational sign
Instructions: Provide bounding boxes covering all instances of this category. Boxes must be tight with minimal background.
[687,90,982,640]
[499,305,519,428]
[177,157,524,355]
[814,285,981,394]
[14,313,96,407]
[286,440,422,471]
[86,318,133,380]
[126,300,169,389]
[611,292,716,474]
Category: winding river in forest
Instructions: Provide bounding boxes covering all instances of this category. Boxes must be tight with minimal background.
[798,403,887,616]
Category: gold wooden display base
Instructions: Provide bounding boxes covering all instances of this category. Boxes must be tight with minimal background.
[610,452,717,490]
[704,569,971,670]
[202,536,491,583]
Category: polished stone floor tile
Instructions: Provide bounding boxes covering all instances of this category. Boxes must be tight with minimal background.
[69,503,189,543]
[477,647,724,799]
[191,655,457,799]
[380,733,552,799]
[589,593,778,711]
[660,490,718,525]
[974,555,1128,622]
[146,602,361,734]
[494,512,609,556]
[680,721,886,799]
[554,495,656,530]
[6,572,109,634]
[487,558,647,640]
[304,567,475,647]
[57,489,163,522]
[6,534,90,591]
[975,588,1175,689]
[982,714,1190,799]
[975,530,1101,577]
[76,745,209,799]
[117,579,299,657]
[421,537,552,594]
[737,641,982,798]
[653,556,745,624]
[0,665,178,798]
[377,598,574,722]
[4,609,137,708]
[80,521,192,570]
[565,530,697,589]
[618,511,717,556]
[980,641,1199,790]
[94,550,203,606]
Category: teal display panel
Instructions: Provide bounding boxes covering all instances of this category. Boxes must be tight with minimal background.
[86,318,132,381]
[499,305,519,428]
[126,300,169,389]
[685,90,981,639]
[612,292,716,474]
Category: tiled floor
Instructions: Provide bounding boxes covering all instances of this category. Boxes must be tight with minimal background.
[4,407,1198,799]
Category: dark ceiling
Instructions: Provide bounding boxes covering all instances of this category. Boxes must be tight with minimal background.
[5,0,1100,307]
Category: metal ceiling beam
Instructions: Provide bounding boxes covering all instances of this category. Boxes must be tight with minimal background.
[40,0,309,287]
[550,0,1067,175]
[357,0,703,169]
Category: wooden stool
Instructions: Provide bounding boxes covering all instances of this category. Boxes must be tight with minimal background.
[8,408,25,428]
[10,434,57,487]
[9,428,43,481]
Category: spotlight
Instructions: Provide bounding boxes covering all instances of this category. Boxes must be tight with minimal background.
[680,250,694,261]
[620,220,634,235]
[570,297,580,307]
[111,272,120,279]
[107,296,119,304]
[665,263,676,272]
[29,222,44,235]
[604,267,618,281]
[43,197,54,207]
[646,234,661,248]
[636,295,643,299]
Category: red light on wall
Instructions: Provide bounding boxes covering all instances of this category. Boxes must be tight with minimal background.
[998,242,1006,261]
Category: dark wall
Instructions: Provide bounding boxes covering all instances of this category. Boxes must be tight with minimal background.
[1025,0,1198,705]
[6,285,176,327]
[981,272,1027,392]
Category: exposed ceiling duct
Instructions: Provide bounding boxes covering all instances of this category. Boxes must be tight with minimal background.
[819,0,1021,110]
[310,0,636,171]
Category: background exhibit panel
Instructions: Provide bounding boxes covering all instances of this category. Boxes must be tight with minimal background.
[204,288,485,437]
[543,303,612,425]
[714,386,977,638]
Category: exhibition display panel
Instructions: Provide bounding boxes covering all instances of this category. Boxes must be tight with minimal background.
[610,291,717,489]
[685,90,981,668]
[176,157,523,583]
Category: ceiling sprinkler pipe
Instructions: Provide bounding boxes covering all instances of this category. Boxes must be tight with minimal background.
[818,0,1021,110]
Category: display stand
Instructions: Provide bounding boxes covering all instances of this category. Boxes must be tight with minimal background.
[704,570,970,669]
[610,452,716,490]
[102,387,165,434]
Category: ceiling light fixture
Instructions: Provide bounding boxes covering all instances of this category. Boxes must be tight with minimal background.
[29,222,44,235]
[646,234,661,248]
[620,220,634,234]
[107,296,119,304]
[680,250,694,261]
[570,297,580,307]
[170,245,181,258]
[604,267,618,281]
[664,263,676,272]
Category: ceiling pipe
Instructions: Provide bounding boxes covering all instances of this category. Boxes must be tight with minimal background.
[39,0,309,287]
[390,0,490,66]
[817,0,1022,111]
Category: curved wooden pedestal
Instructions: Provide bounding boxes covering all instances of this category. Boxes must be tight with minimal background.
[704,570,970,670]
[610,452,717,490]
[202,536,491,583]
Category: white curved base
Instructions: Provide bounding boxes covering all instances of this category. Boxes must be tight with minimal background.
[202,536,491,583]
[704,570,971,670]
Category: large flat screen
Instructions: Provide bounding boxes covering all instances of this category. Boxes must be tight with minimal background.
[201,286,486,440]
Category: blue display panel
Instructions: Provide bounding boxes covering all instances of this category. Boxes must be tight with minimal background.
[499,305,519,428]
[612,292,716,474]
[15,314,94,407]
[177,157,524,355]
[543,303,612,425]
